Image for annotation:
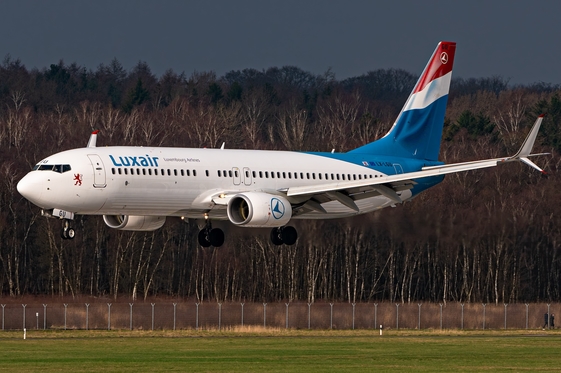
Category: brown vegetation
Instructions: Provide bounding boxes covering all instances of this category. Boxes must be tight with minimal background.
[0,58,560,304]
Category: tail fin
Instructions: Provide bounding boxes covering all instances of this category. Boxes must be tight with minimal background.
[350,41,456,161]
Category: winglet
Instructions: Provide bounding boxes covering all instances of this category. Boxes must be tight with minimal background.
[514,114,544,158]
[508,115,547,174]
[87,130,99,148]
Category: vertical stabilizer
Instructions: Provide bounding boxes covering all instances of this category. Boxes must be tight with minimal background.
[350,41,456,161]
[87,130,99,148]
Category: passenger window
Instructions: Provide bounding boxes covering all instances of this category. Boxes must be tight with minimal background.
[193,170,197,177]
[180,169,184,176]
[265,171,269,178]
[118,168,122,175]
[271,172,275,179]
[205,170,209,177]
[218,170,222,177]
[288,172,292,179]
[174,169,177,176]
[282,172,286,179]
[259,171,263,178]
[186,170,190,176]
[111,168,115,175]
[148,169,152,175]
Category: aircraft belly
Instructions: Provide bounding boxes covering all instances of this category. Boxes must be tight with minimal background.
[102,182,197,216]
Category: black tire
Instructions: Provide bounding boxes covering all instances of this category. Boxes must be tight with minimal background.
[270,228,284,245]
[281,226,298,245]
[67,228,76,239]
[198,229,211,247]
[209,228,225,247]
[61,229,68,239]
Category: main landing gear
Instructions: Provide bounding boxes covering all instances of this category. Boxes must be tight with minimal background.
[270,226,298,246]
[198,222,225,248]
[61,220,75,240]
[196,218,298,247]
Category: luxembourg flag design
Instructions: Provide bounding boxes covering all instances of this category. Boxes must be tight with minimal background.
[350,42,456,161]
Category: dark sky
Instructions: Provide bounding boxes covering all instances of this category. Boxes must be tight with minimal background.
[1,1,559,85]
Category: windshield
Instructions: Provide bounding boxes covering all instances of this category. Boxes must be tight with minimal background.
[32,164,72,173]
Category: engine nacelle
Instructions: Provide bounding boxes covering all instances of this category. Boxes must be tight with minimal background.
[227,192,292,227]
[103,215,166,231]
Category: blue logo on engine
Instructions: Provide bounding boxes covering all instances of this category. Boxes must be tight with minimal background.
[271,198,285,220]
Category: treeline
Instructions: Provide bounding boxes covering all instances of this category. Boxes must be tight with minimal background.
[0,56,560,304]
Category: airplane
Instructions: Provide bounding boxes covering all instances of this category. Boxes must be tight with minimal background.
[16,41,547,247]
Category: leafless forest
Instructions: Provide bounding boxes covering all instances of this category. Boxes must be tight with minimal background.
[0,57,560,305]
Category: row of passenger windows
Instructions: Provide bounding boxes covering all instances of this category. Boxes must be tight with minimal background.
[111,168,197,177]
[111,167,383,181]
[218,169,378,181]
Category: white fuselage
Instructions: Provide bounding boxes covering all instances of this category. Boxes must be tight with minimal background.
[17,146,413,221]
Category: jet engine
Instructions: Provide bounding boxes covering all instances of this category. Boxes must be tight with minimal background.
[227,192,292,227]
[103,215,166,231]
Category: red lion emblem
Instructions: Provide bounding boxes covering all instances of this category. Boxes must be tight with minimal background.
[74,174,83,186]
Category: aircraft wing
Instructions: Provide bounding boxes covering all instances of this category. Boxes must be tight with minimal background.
[286,115,547,209]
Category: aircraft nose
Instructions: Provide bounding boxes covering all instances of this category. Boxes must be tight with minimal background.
[17,174,43,206]
[17,174,32,198]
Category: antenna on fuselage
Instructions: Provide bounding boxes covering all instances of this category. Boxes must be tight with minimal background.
[87,130,99,148]
[220,142,225,150]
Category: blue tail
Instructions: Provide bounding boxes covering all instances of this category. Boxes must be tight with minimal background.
[349,41,456,161]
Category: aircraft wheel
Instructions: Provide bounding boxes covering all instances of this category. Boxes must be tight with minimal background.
[198,229,211,247]
[281,226,298,245]
[270,228,284,246]
[67,228,76,240]
[61,229,68,239]
[209,228,225,247]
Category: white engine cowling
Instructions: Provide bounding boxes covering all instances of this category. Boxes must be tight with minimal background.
[103,215,166,231]
[227,192,292,227]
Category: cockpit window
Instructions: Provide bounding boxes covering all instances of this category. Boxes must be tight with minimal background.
[33,164,72,173]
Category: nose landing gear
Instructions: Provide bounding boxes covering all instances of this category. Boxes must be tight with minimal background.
[61,220,75,240]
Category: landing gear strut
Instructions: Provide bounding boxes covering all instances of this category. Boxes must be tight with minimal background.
[270,226,298,246]
[61,220,75,240]
[198,221,224,247]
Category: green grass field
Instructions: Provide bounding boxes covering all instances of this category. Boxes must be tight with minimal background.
[1,329,560,372]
